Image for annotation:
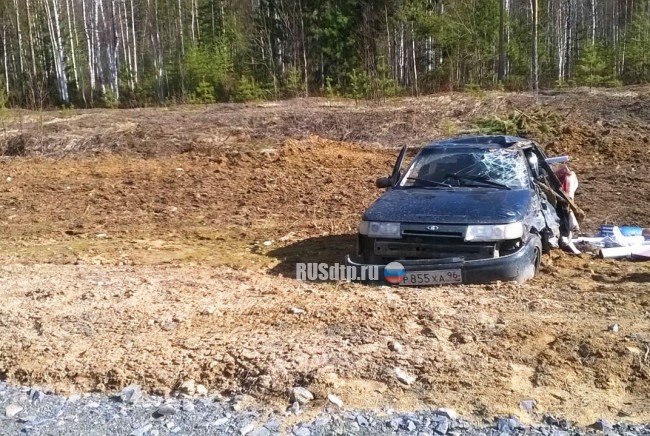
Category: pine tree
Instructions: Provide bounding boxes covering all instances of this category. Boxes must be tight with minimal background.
[624,4,650,83]
[576,43,607,89]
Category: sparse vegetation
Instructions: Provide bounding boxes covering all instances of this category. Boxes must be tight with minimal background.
[324,77,338,106]
[190,79,217,104]
[475,107,562,142]
[103,89,119,109]
[285,67,304,98]
[234,76,267,102]
[440,118,458,136]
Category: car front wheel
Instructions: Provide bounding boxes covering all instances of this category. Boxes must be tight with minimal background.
[517,234,542,283]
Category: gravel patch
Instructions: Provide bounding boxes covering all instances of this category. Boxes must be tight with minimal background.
[0,382,648,435]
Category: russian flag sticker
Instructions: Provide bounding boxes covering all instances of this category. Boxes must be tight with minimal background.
[384,262,405,285]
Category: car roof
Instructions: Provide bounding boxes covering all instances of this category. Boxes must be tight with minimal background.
[423,135,536,149]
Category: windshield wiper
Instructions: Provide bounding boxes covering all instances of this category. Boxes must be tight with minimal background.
[405,177,453,188]
[444,174,512,190]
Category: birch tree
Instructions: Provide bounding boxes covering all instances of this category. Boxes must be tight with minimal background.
[0,0,647,107]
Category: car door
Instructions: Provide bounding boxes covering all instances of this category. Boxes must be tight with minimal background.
[525,147,561,250]
[389,145,408,187]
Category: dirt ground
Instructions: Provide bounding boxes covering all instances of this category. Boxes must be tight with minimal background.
[1,90,650,426]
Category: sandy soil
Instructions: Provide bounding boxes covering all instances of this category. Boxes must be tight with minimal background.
[0,90,650,426]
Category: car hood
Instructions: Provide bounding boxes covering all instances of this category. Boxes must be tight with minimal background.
[363,188,532,224]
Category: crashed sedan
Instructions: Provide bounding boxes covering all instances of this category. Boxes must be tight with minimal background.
[346,135,581,285]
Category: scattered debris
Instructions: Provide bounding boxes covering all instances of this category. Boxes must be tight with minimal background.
[290,307,306,315]
[519,399,537,412]
[291,387,314,405]
[5,404,23,417]
[496,416,520,432]
[431,415,450,434]
[195,384,208,395]
[435,408,458,420]
[292,426,311,436]
[279,232,296,242]
[405,420,417,432]
[247,427,271,436]
[213,417,229,427]
[154,404,178,417]
[591,418,613,432]
[573,224,650,260]
[201,306,219,316]
[609,324,620,333]
[230,395,247,411]
[394,367,416,385]
[388,340,405,353]
[130,423,153,436]
[327,394,343,408]
[356,415,369,426]
[28,388,45,403]
[178,379,196,396]
[239,422,256,435]
[599,245,650,259]
[119,384,142,404]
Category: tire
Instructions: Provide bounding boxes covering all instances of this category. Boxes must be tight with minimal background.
[540,229,553,254]
[517,234,542,283]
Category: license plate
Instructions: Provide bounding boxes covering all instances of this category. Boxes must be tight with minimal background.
[400,269,462,286]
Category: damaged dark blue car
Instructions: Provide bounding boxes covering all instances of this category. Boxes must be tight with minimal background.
[346,135,581,285]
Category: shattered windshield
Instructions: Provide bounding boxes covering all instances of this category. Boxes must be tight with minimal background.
[399,147,530,189]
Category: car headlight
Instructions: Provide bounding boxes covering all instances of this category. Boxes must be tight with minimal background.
[465,222,524,242]
[359,221,402,239]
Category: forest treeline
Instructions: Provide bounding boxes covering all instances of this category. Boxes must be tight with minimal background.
[1,0,650,108]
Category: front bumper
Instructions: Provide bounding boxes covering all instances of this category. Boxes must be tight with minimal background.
[346,236,538,285]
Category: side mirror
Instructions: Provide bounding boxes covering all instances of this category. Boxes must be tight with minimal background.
[375,176,392,189]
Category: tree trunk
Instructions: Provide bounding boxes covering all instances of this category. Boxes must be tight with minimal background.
[191,0,196,44]
[95,0,105,95]
[46,0,70,103]
[130,0,138,84]
[25,0,37,80]
[498,0,505,82]
[298,0,308,97]
[385,5,391,79]
[177,0,185,55]
[70,0,86,103]
[399,22,404,84]
[505,0,510,76]
[65,0,79,88]
[109,0,120,100]
[211,0,216,41]
[411,22,418,96]
[82,0,96,102]
[591,0,596,43]
[154,0,165,100]
[531,0,539,93]
[13,0,25,76]
[2,25,9,95]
